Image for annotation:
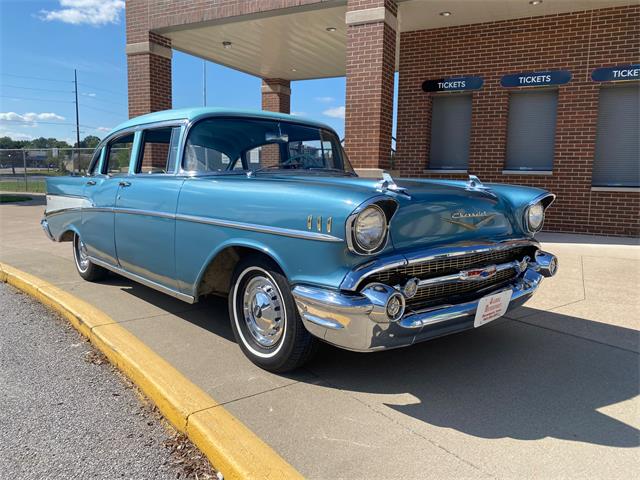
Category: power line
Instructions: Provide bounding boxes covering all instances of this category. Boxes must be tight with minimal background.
[79,103,126,118]
[1,73,74,84]
[0,119,98,129]
[0,95,74,104]
[1,84,73,94]
[77,82,126,97]
[78,92,127,108]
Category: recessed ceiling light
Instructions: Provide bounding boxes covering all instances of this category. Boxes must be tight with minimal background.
[439,11,452,17]
[529,0,543,5]
[222,41,232,49]
[291,68,297,72]
[326,27,337,32]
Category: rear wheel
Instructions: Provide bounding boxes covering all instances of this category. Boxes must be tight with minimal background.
[228,256,318,372]
[73,233,107,282]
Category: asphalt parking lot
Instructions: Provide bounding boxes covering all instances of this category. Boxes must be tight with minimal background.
[0,282,215,479]
[1,195,638,479]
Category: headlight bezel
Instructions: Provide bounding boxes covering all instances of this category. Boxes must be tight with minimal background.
[346,197,397,255]
[526,202,545,232]
[523,193,556,234]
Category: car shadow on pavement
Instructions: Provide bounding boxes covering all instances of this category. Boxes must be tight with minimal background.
[305,310,640,449]
[106,274,639,449]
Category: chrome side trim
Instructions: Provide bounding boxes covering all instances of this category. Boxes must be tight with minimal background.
[44,205,342,242]
[340,238,538,291]
[175,213,343,242]
[88,256,196,304]
[44,207,83,218]
[40,218,55,241]
[112,207,175,220]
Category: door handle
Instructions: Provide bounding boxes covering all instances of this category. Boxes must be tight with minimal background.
[86,180,96,186]
[119,181,131,187]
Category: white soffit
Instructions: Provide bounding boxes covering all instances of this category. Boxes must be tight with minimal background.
[162,0,635,80]
[398,0,637,32]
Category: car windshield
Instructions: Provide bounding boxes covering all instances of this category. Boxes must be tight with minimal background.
[183,117,356,175]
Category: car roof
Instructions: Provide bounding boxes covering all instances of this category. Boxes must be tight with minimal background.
[107,107,335,137]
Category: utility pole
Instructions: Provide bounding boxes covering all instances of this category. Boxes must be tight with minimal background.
[74,69,80,173]
[202,60,207,107]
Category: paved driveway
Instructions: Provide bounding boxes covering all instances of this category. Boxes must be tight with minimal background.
[1,196,638,479]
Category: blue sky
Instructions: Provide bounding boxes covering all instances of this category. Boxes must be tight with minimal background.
[0,0,353,144]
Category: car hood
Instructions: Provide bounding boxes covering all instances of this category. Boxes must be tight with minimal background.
[274,175,527,250]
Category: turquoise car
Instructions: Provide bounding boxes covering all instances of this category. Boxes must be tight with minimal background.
[41,107,558,372]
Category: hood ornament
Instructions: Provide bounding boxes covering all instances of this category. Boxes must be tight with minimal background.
[465,175,496,198]
[377,172,409,196]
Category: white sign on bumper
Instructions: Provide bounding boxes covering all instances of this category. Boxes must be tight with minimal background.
[474,289,513,327]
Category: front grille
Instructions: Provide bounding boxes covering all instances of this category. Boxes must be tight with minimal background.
[369,246,531,285]
[409,268,516,306]
[365,245,535,309]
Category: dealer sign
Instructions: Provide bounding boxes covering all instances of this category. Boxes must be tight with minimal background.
[422,76,484,92]
[591,65,640,82]
[500,70,572,88]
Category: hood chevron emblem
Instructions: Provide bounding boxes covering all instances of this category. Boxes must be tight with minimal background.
[442,211,496,230]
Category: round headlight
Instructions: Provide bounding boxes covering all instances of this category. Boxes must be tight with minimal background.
[527,203,545,232]
[354,205,387,252]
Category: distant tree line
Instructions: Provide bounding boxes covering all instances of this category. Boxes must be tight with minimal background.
[0,135,102,150]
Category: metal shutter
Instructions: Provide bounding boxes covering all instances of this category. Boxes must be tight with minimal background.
[505,90,557,171]
[592,85,640,187]
[429,94,472,170]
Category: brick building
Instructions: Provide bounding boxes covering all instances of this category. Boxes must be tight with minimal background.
[125,0,639,236]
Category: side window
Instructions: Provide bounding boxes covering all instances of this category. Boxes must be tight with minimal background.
[88,147,103,175]
[137,127,181,174]
[105,134,135,175]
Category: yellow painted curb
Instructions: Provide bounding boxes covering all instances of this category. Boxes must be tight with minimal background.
[1,262,303,480]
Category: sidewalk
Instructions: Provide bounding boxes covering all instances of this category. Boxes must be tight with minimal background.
[1,198,638,479]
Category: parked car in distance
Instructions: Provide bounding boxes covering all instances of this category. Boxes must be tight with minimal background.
[41,107,558,372]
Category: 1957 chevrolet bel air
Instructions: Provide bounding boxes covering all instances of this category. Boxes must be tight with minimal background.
[42,107,558,372]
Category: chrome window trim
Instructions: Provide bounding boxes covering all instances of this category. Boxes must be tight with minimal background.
[133,124,186,176]
[340,238,539,291]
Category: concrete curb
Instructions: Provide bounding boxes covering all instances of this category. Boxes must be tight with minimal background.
[0,262,302,480]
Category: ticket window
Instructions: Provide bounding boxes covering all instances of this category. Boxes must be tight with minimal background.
[592,85,640,187]
[429,94,472,170]
[505,90,558,171]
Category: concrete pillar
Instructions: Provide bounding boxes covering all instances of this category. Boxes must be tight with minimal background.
[344,0,397,170]
[261,79,291,114]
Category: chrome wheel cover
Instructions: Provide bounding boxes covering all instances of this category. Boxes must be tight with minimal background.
[242,275,284,348]
[75,235,89,272]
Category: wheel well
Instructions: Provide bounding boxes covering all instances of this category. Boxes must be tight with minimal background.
[196,246,282,298]
[59,230,75,242]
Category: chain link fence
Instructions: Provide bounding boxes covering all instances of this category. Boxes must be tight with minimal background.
[0,148,95,193]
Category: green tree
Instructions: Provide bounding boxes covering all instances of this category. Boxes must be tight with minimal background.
[75,135,101,148]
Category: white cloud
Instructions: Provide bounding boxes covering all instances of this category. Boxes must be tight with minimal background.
[82,92,97,97]
[0,112,66,123]
[315,96,335,103]
[322,106,345,119]
[39,0,125,26]
[290,111,307,117]
[96,126,111,132]
[0,128,35,141]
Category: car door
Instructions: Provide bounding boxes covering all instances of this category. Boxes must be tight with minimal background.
[82,132,135,266]
[113,125,184,290]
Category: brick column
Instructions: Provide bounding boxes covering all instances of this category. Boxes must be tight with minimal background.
[344,0,397,170]
[126,1,172,118]
[261,79,291,114]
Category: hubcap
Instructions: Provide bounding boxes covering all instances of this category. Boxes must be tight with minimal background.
[242,275,284,348]
[76,236,89,271]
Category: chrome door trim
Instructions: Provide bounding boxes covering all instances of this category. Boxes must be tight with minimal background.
[175,213,344,242]
[88,256,196,304]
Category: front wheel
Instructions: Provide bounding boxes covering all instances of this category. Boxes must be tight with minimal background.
[228,256,318,372]
[73,233,108,282]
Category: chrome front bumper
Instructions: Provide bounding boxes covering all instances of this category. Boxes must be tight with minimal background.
[292,250,557,352]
